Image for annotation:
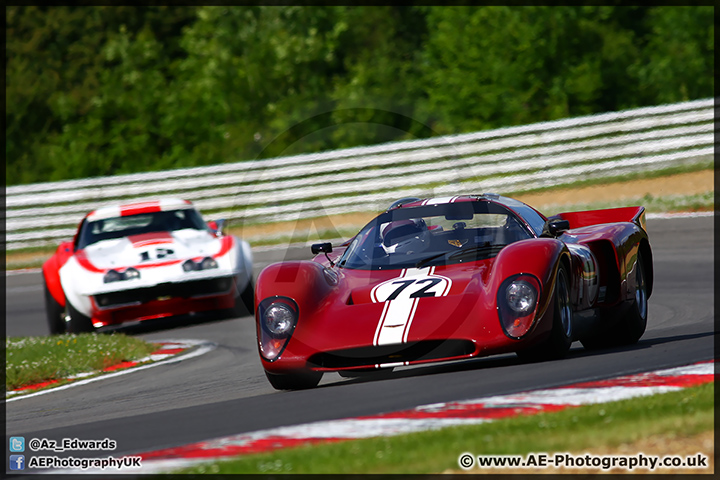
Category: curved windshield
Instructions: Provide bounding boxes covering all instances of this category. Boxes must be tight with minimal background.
[337,201,533,270]
[77,208,208,249]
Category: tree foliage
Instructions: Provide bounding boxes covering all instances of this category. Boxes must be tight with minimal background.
[5,6,714,185]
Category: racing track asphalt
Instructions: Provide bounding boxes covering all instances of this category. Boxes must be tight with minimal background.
[4,216,715,462]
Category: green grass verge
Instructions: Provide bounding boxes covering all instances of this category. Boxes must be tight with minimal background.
[5,333,160,391]
[503,158,713,196]
[173,382,713,474]
[540,191,714,216]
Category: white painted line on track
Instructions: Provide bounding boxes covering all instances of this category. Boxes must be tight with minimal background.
[4,339,216,403]
[647,211,713,220]
[115,359,714,475]
[5,267,43,276]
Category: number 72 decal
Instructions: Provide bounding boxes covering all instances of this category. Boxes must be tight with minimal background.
[371,268,452,303]
[371,267,452,346]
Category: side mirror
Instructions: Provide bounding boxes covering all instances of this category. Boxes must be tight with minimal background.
[311,242,335,267]
[208,219,226,235]
[542,218,570,238]
[311,242,333,255]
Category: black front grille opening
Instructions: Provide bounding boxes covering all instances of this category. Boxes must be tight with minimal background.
[94,277,233,308]
[308,339,476,369]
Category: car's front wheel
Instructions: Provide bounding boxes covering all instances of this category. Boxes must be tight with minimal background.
[230,280,254,318]
[265,370,322,390]
[44,282,66,335]
[517,262,573,362]
[65,298,94,334]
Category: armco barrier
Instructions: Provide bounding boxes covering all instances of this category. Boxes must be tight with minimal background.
[5,98,714,250]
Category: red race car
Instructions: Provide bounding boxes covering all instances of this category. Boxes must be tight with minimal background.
[255,194,652,390]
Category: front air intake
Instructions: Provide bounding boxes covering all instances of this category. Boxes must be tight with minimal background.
[308,340,475,369]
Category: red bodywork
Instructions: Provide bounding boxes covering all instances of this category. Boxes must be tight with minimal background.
[41,199,248,332]
[255,196,653,380]
[43,240,75,308]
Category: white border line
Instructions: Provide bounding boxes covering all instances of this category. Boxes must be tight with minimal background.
[112,360,716,475]
[646,211,713,219]
[4,339,216,403]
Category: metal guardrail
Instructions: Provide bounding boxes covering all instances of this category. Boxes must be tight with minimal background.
[5,98,714,250]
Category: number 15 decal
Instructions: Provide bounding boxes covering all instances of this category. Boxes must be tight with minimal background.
[371,268,452,303]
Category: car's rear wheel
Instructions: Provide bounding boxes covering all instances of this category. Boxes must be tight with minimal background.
[65,298,94,334]
[517,262,573,362]
[44,282,66,335]
[582,251,648,349]
[265,370,322,390]
[615,251,648,345]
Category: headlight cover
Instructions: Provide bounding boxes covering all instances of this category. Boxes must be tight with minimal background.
[497,274,541,339]
[103,269,122,283]
[183,256,219,272]
[257,296,299,362]
[200,257,218,270]
[103,268,141,283]
[124,267,140,280]
[264,303,296,335]
[506,280,537,315]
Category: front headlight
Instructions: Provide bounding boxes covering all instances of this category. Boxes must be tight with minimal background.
[497,274,541,339]
[505,280,537,315]
[264,303,296,335]
[183,257,219,272]
[200,256,218,270]
[104,269,122,283]
[124,267,140,280]
[103,268,141,283]
[257,297,299,361]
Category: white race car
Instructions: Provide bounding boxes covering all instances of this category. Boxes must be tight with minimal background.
[42,198,254,333]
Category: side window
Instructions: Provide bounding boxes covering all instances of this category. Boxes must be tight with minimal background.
[494,197,546,237]
[510,205,545,237]
[522,208,545,236]
[74,219,87,249]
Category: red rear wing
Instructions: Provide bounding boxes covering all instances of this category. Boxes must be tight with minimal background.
[555,206,646,231]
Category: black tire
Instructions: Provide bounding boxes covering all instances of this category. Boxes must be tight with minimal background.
[517,263,573,362]
[582,251,648,350]
[265,370,322,390]
[240,279,255,314]
[230,280,254,317]
[44,282,66,335]
[616,251,648,345]
[65,298,94,334]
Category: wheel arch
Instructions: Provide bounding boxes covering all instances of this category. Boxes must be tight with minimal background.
[558,250,573,290]
[42,243,74,307]
[638,238,653,298]
[583,239,622,305]
[255,260,337,323]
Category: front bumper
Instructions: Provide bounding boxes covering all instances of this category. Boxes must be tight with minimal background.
[90,276,236,327]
